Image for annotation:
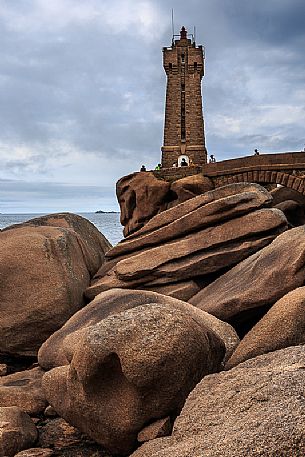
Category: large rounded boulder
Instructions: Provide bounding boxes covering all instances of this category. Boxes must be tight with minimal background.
[38,288,239,370]
[169,174,214,206]
[190,226,305,324]
[42,302,225,455]
[0,225,97,356]
[225,286,305,369]
[117,172,171,236]
[3,212,112,275]
[131,345,305,457]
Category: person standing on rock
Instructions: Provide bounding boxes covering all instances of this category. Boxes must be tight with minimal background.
[140,165,146,172]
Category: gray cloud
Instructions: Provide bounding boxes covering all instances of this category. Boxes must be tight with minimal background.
[0,0,304,212]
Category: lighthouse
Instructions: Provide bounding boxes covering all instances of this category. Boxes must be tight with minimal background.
[161,26,207,168]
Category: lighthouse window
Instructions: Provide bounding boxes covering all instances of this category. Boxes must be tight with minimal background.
[181,127,186,141]
[169,63,173,71]
[181,82,186,141]
[194,62,198,71]
[181,54,185,64]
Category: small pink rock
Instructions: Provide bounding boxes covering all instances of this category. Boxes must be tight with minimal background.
[137,417,172,443]
[0,364,8,376]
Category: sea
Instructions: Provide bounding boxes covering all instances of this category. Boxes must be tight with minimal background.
[0,212,123,246]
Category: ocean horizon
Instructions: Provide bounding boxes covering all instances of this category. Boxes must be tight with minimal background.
[0,212,123,246]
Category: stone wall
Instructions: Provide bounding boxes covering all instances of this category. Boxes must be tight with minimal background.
[202,152,305,177]
[155,152,305,186]
[154,166,202,182]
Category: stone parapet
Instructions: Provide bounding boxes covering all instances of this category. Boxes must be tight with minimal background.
[153,152,305,188]
[153,166,202,182]
[203,152,305,177]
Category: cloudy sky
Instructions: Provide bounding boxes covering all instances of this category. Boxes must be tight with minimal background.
[0,0,304,213]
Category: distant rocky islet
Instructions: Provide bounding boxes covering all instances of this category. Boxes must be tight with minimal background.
[0,175,304,456]
[95,210,119,214]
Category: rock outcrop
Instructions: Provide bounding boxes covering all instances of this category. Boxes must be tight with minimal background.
[36,417,107,455]
[0,226,94,356]
[0,212,111,358]
[14,449,53,457]
[0,406,37,457]
[117,172,171,237]
[168,174,214,206]
[87,208,287,296]
[137,417,172,443]
[143,280,200,301]
[43,303,225,455]
[0,367,46,416]
[38,289,239,370]
[270,185,305,207]
[87,184,287,300]
[3,212,111,275]
[114,208,285,282]
[131,346,305,457]
[225,286,305,369]
[108,183,274,258]
[2,181,304,457]
[38,418,88,449]
[190,226,305,323]
[274,199,305,226]
[117,172,216,237]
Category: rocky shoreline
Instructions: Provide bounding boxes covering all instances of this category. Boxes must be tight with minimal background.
[0,179,304,456]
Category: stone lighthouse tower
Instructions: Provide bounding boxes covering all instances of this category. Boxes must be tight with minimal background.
[161,26,207,168]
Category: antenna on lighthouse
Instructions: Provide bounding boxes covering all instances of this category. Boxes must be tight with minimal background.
[194,25,196,44]
[171,9,175,45]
